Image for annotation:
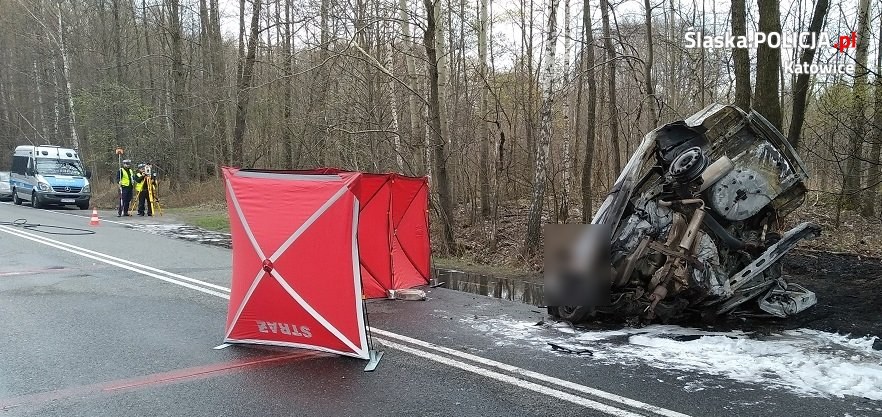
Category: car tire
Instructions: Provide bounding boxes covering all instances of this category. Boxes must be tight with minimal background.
[12,189,22,205]
[556,305,594,323]
[78,201,89,210]
[31,192,43,209]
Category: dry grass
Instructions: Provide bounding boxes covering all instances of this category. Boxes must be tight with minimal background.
[443,191,882,272]
[784,192,882,258]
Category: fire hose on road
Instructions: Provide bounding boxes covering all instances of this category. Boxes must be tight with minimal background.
[0,218,96,236]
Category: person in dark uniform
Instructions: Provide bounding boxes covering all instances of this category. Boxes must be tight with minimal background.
[117,159,134,217]
[134,163,153,216]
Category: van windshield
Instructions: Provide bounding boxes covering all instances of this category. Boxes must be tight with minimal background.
[35,158,85,176]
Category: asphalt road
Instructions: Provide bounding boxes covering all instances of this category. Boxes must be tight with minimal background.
[0,202,878,417]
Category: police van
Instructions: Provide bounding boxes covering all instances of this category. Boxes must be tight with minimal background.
[9,145,92,209]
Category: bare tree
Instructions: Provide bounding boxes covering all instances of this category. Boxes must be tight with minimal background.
[753,0,782,130]
[232,0,262,167]
[580,0,597,223]
[558,0,571,222]
[842,0,870,209]
[433,0,451,162]
[210,0,230,166]
[642,0,657,131]
[863,72,882,215]
[862,12,882,216]
[384,16,404,171]
[398,0,422,172]
[4,0,882,266]
[478,0,490,218]
[523,0,559,258]
[424,0,456,253]
[600,0,620,173]
[787,0,829,150]
[731,0,750,110]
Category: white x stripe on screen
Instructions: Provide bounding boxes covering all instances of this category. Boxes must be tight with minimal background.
[224,177,365,356]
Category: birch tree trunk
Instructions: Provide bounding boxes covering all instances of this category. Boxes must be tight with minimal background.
[33,61,47,142]
[57,2,80,149]
[523,0,559,258]
[558,0,571,222]
[52,59,61,143]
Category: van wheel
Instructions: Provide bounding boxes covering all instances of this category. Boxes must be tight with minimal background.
[31,192,43,209]
[12,189,22,205]
[78,201,89,210]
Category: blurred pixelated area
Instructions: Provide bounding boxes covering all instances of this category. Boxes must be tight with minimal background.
[543,224,611,307]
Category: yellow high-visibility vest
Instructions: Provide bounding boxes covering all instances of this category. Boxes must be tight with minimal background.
[119,168,132,187]
[134,175,144,193]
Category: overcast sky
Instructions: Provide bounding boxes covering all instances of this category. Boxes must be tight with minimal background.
[211,0,875,73]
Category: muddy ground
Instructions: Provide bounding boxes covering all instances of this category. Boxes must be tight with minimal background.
[771,250,882,339]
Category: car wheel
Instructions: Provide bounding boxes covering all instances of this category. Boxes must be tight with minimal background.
[556,305,594,323]
[78,201,90,210]
[12,189,22,205]
[31,192,43,209]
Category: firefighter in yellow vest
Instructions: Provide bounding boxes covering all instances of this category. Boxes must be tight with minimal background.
[134,163,153,216]
[117,159,134,217]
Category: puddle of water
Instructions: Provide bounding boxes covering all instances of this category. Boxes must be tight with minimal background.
[434,268,544,306]
[131,224,546,305]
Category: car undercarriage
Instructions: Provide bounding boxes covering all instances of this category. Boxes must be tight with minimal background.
[550,104,821,324]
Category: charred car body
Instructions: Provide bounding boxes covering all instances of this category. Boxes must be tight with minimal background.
[550,104,821,323]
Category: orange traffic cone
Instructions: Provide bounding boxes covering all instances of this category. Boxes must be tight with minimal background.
[89,208,100,227]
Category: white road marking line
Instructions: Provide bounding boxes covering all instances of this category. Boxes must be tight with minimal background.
[372,329,691,417]
[213,344,232,350]
[0,225,230,300]
[0,224,230,292]
[374,337,646,417]
[0,221,690,417]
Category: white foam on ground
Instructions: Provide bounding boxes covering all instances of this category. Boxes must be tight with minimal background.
[465,317,882,401]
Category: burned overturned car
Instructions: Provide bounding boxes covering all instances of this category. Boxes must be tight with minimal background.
[550,104,821,324]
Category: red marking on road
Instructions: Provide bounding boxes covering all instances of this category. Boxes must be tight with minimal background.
[0,351,319,411]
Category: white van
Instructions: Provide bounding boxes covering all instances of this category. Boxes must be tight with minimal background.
[9,145,92,209]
